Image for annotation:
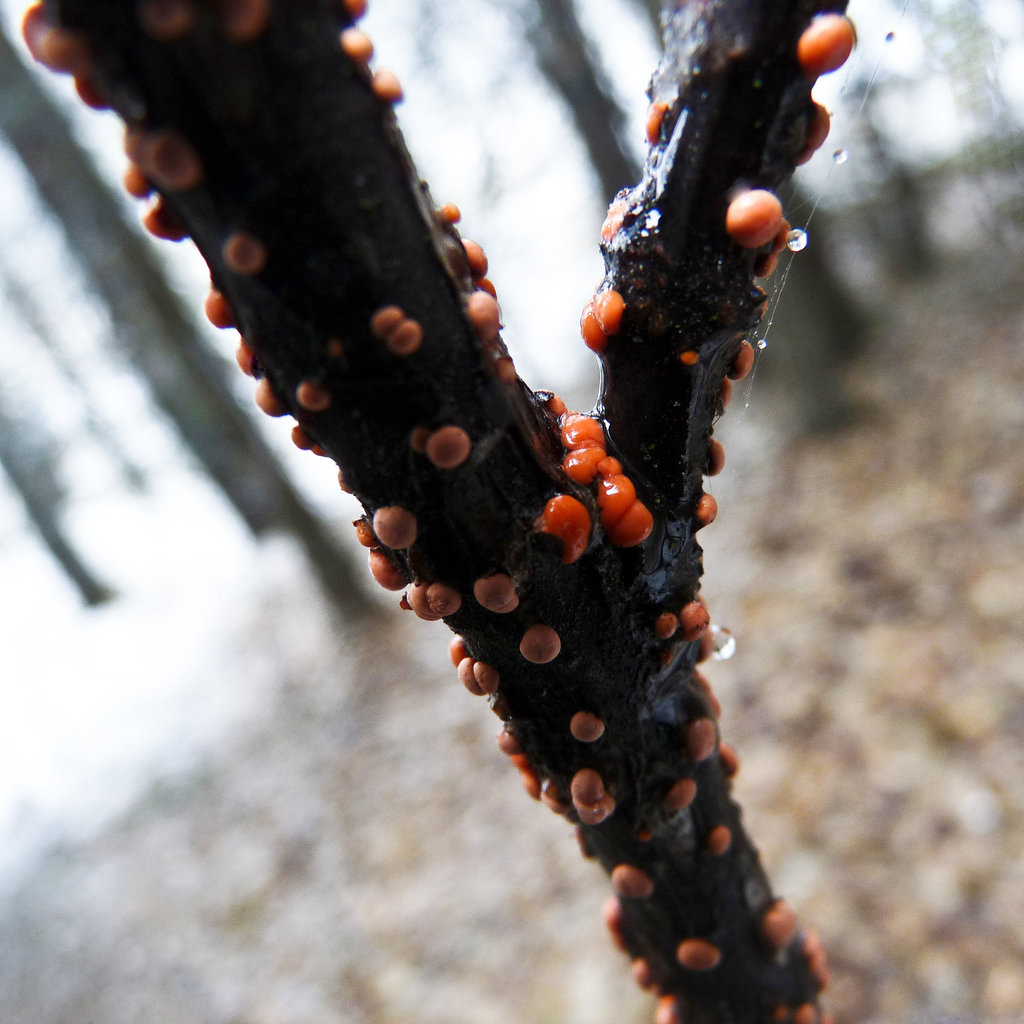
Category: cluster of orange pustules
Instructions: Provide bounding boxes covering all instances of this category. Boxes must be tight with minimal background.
[552,411,654,548]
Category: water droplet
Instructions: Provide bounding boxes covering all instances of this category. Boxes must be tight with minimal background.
[885,30,895,42]
[786,228,808,252]
[755,338,767,351]
[832,148,848,165]
[710,625,736,661]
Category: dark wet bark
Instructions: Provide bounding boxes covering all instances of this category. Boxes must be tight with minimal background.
[36,1,847,1020]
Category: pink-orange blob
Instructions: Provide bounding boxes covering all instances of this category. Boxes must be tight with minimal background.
[520,624,561,664]
[367,549,406,591]
[254,378,285,416]
[466,291,500,340]
[611,863,654,899]
[695,493,718,526]
[646,101,669,145]
[594,289,625,335]
[562,447,605,486]
[462,239,488,279]
[473,573,519,614]
[678,601,710,642]
[205,288,234,328]
[580,302,607,354]
[725,189,784,249]
[676,938,722,972]
[763,900,798,952]
[539,494,591,564]
[797,14,856,80]
[370,305,404,338]
[605,500,654,547]
[655,612,679,640]
[425,425,471,469]
[138,0,196,41]
[663,777,697,811]
[729,340,755,380]
[340,27,373,62]
[372,505,417,549]
[707,824,732,856]
[561,415,605,451]
[686,717,717,762]
[296,380,331,412]
[223,231,267,275]
[371,68,403,103]
[569,711,605,743]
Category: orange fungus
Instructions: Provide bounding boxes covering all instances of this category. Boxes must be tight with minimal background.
[725,189,784,249]
[540,494,591,564]
[797,14,856,80]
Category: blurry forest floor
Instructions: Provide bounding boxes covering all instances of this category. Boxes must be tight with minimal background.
[2,215,1024,1024]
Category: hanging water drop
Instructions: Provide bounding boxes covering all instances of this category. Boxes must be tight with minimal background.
[710,624,736,660]
[755,338,767,351]
[832,148,848,165]
[786,228,808,252]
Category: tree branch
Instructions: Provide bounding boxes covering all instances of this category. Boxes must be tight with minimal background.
[27,1,852,1020]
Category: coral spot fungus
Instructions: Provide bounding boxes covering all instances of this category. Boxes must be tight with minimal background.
[569,711,605,743]
[676,938,722,971]
[223,231,267,275]
[473,573,519,613]
[726,189,784,249]
[611,864,655,899]
[425,426,471,469]
[539,494,591,564]
[138,0,196,41]
[520,624,561,664]
[797,14,856,80]
[372,506,417,549]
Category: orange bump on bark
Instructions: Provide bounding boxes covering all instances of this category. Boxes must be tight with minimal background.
[462,239,488,278]
[367,549,406,591]
[439,202,461,223]
[680,349,699,366]
[707,825,732,856]
[466,291,501,340]
[235,339,256,376]
[409,425,430,453]
[679,601,710,642]
[676,938,722,971]
[763,900,798,952]
[719,377,733,408]
[562,447,605,486]
[371,68,403,103]
[353,518,375,548]
[664,777,697,811]
[539,494,591,564]
[23,7,90,75]
[570,711,605,743]
[601,194,629,243]
[631,958,657,991]
[370,305,404,338]
[707,439,726,476]
[797,14,856,79]
[695,493,718,526]
[223,231,267,275]
[594,289,625,335]
[726,189,784,249]
[798,102,832,165]
[496,728,521,756]
[340,27,373,62]
[123,163,152,199]
[291,425,314,450]
[579,793,615,825]
[646,100,669,145]
[544,393,567,416]
[729,339,755,380]
[138,0,196,41]
[448,635,468,667]
[473,574,519,614]
[205,288,234,328]
[686,717,717,762]
[602,897,627,951]
[754,252,779,278]
[73,74,108,110]
[425,425,471,469]
[655,612,679,639]
[296,380,331,412]
[611,864,654,899]
[655,995,681,1024]
[571,767,605,808]
[254,378,285,416]
[520,624,561,664]
[344,0,368,18]
[386,319,423,356]
[472,660,500,695]
[793,1004,818,1024]
[580,303,607,354]
[372,505,417,549]
[561,415,605,450]
[719,742,740,777]
[458,656,484,696]
[520,767,542,800]
[219,0,270,42]
[597,474,636,528]
[142,198,187,241]
[596,456,622,477]
[605,500,654,547]
[427,582,461,617]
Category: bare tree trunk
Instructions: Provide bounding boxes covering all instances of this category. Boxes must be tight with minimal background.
[29,1,853,1020]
